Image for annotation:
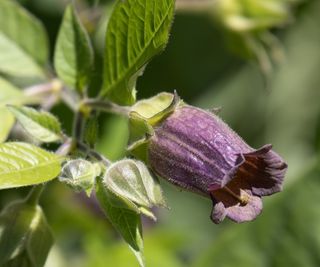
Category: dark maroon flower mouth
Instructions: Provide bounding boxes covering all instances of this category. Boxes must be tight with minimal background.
[209,145,287,223]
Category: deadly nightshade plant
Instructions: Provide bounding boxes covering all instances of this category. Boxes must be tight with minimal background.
[0,0,289,266]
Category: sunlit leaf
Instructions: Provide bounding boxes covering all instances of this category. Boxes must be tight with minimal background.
[101,0,175,105]
[54,4,93,92]
[0,0,48,79]
[0,142,62,189]
[8,105,62,143]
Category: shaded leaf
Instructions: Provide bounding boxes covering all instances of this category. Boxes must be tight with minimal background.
[8,105,62,143]
[0,201,53,267]
[0,142,62,189]
[0,0,48,79]
[54,4,93,92]
[96,177,145,267]
[101,0,175,105]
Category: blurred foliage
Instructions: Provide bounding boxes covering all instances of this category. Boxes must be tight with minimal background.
[1,0,320,266]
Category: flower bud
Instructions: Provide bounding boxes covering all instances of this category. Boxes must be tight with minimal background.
[148,106,287,223]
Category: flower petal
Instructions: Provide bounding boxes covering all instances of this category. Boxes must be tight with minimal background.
[218,144,287,197]
[225,195,263,223]
[210,194,263,223]
[239,145,287,196]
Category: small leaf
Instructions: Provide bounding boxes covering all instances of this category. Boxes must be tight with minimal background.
[8,105,62,143]
[0,0,48,79]
[128,92,180,161]
[103,159,167,211]
[131,92,177,122]
[54,4,93,92]
[101,0,175,105]
[96,177,145,267]
[59,159,101,196]
[0,201,53,267]
[0,142,63,189]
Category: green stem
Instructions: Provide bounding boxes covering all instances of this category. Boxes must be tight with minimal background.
[25,185,45,206]
[83,98,130,117]
[73,111,85,141]
[77,141,111,166]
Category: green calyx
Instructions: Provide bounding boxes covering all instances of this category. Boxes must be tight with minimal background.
[127,92,182,162]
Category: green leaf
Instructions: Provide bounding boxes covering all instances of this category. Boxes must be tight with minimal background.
[7,105,62,143]
[0,142,62,189]
[101,0,175,105]
[0,201,53,267]
[26,206,54,267]
[59,159,101,196]
[96,177,145,267]
[0,0,48,79]
[54,4,93,92]
[127,92,180,161]
[104,159,167,211]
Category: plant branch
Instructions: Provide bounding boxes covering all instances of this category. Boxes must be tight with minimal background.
[73,110,85,141]
[76,140,111,166]
[83,98,130,117]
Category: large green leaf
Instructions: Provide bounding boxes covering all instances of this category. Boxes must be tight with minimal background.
[54,4,93,92]
[7,105,62,143]
[101,0,175,105]
[0,142,62,189]
[96,177,145,267]
[0,201,53,267]
[0,0,48,79]
[192,164,320,267]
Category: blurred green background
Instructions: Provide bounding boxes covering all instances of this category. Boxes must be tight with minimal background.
[2,0,320,266]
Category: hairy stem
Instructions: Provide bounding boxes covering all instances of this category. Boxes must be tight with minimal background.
[83,98,130,117]
[73,111,85,141]
[77,141,111,166]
